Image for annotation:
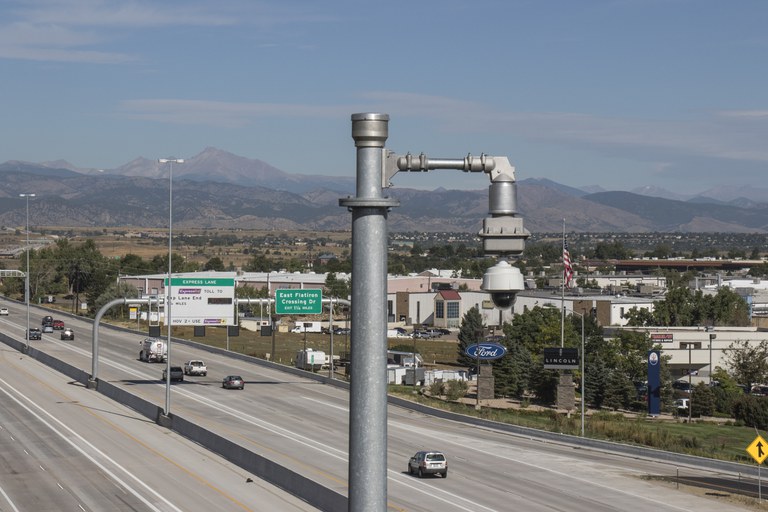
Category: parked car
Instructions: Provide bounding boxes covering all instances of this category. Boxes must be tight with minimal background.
[222,375,244,389]
[0,307,8,315]
[407,451,448,478]
[42,325,54,334]
[162,366,184,382]
[672,380,692,394]
[27,328,42,340]
[52,319,65,330]
[60,328,74,340]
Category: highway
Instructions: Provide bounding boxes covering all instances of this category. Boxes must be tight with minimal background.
[0,341,317,511]
[0,300,754,511]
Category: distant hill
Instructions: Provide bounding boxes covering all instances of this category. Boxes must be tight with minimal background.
[1,149,768,233]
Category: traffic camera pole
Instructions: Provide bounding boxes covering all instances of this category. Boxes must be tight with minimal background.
[340,113,399,512]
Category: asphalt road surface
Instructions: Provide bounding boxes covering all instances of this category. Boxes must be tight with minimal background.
[0,300,756,511]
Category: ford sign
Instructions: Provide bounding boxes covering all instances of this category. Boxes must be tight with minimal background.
[465,343,507,360]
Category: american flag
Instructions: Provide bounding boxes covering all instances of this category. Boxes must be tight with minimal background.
[563,238,574,288]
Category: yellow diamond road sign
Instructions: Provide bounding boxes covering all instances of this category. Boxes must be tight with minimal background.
[747,435,768,464]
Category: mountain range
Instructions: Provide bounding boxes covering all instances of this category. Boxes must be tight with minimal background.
[2,147,768,233]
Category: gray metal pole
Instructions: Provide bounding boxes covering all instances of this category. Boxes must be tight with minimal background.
[341,113,398,512]
[20,193,34,351]
[329,298,334,380]
[581,314,585,437]
[159,157,183,417]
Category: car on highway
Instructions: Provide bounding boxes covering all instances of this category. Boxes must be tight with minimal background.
[42,324,54,334]
[183,359,207,376]
[60,328,74,340]
[27,328,42,340]
[42,315,53,326]
[333,327,351,336]
[52,319,65,330]
[222,375,244,390]
[407,450,448,478]
[0,307,8,315]
[162,366,184,382]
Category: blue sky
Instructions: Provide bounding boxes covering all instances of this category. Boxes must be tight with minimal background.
[1,0,767,193]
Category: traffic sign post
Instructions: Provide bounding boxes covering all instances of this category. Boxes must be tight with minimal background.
[275,289,323,315]
[747,434,767,501]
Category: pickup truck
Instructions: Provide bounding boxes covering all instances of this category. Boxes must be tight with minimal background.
[183,360,207,376]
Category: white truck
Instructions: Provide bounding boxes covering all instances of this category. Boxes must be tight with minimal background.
[295,348,326,371]
[291,321,324,333]
[139,337,167,363]
[183,359,207,376]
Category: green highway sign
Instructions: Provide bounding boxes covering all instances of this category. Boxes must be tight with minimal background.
[275,289,323,315]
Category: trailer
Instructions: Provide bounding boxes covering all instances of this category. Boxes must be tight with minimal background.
[295,348,326,371]
[291,321,324,333]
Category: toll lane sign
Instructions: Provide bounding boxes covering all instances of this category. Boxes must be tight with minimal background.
[747,435,768,464]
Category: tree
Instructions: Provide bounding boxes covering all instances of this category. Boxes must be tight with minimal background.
[244,253,274,272]
[325,272,350,299]
[723,340,768,389]
[203,256,225,271]
[457,307,484,368]
[691,382,715,417]
[492,341,532,399]
[623,306,656,327]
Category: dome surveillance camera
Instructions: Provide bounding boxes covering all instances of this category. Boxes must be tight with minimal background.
[481,259,524,309]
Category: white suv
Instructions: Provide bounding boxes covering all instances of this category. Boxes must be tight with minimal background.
[407,451,447,478]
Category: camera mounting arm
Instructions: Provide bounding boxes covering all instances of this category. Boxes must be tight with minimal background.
[387,151,529,259]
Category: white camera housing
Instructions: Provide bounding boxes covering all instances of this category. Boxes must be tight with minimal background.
[481,259,524,309]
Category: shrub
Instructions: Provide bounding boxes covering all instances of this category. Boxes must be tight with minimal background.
[444,379,469,401]
[732,394,768,429]
[429,381,445,397]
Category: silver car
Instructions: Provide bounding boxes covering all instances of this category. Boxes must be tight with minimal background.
[222,375,244,390]
[407,451,448,478]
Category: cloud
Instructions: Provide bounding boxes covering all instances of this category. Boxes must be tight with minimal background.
[0,0,242,63]
[118,99,349,127]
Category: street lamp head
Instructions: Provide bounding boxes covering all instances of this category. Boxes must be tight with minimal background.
[158,158,184,164]
[19,193,36,198]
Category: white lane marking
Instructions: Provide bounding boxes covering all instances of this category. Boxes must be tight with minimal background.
[0,377,183,512]
[0,484,21,512]
[31,337,503,511]
[389,421,695,512]
[302,396,348,412]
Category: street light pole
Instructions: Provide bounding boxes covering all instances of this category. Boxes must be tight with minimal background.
[20,193,35,350]
[158,158,183,416]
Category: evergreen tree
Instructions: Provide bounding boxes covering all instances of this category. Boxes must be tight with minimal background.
[457,307,484,368]
[691,382,715,417]
[492,342,532,398]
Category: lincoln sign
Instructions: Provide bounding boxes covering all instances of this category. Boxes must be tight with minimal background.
[543,347,579,370]
[465,343,507,360]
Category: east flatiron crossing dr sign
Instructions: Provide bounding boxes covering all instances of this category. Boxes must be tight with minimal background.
[543,347,580,370]
[275,289,323,315]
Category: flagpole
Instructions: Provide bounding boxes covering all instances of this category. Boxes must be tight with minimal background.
[561,219,565,348]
